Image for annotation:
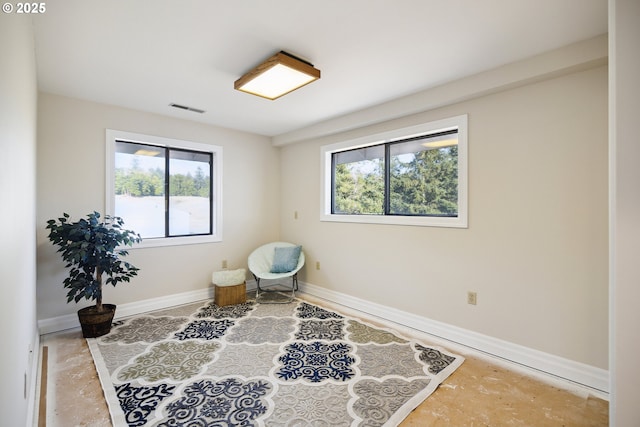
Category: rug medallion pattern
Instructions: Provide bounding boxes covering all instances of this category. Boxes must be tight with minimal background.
[88,299,464,426]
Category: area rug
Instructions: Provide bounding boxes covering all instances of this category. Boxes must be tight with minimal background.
[86,297,464,426]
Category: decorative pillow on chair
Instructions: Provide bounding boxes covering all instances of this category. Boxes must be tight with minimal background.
[270,245,302,273]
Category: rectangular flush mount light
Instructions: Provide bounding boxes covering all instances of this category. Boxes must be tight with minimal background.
[234,51,321,100]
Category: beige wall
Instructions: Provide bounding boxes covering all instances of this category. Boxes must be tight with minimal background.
[279,65,608,369]
[36,93,281,320]
[610,0,640,424]
[0,14,39,427]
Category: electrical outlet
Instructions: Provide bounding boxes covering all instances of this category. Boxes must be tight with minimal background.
[222,259,228,269]
[467,291,477,305]
[316,261,320,270]
[294,211,298,219]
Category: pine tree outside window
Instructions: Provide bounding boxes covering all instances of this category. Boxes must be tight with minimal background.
[106,130,223,248]
[322,115,467,228]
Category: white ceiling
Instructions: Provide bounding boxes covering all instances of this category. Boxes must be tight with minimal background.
[32,0,607,138]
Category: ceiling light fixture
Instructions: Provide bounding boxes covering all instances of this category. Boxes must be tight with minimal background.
[234,51,321,100]
[134,149,162,157]
[421,138,458,149]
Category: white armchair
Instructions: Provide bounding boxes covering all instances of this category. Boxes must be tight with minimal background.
[248,242,305,303]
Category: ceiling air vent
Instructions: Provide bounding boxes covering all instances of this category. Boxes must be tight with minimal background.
[169,103,205,114]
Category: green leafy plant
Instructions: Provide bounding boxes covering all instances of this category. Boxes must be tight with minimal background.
[46,212,142,313]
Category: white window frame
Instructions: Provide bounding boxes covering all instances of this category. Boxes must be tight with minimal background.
[320,115,468,228]
[106,129,223,248]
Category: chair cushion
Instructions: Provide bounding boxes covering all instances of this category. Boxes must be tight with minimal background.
[270,245,302,273]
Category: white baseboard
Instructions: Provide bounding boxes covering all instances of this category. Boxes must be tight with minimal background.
[297,281,609,398]
[38,288,215,335]
[27,331,40,427]
[37,280,608,399]
[38,283,262,335]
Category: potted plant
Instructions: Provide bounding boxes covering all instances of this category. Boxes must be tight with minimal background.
[46,212,142,338]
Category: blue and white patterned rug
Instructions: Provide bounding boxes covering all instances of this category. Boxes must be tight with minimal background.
[87,297,464,426]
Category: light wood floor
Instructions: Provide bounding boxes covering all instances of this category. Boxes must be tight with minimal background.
[37,297,608,426]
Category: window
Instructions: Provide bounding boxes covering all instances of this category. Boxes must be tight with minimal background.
[321,115,467,228]
[106,130,223,247]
